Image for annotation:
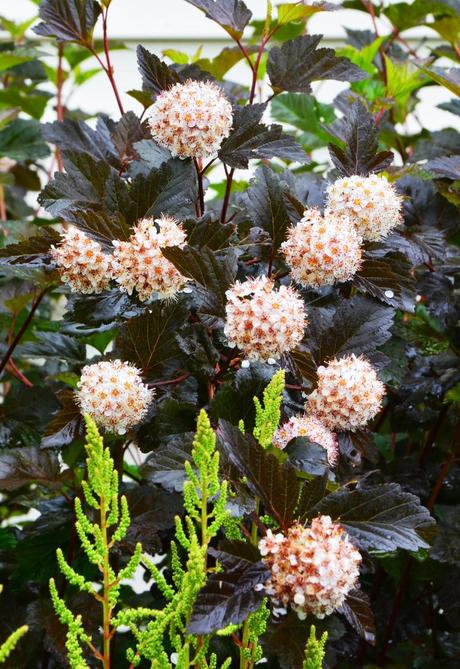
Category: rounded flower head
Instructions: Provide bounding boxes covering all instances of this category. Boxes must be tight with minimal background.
[50,226,112,294]
[281,208,362,287]
[273,414,338,466]
[112,215,188,302]
[224,277,307,362]
[76,360,154,435]
[259,516,361,619]
[148,80,233,160]
[0,156,16,173]
[326,174,403,241]
[306,354,385,431]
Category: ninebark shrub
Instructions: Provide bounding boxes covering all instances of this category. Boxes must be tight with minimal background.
[1,1,460,667]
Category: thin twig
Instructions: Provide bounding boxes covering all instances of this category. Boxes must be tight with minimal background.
[90,6,124,116]
[0,289,47,376]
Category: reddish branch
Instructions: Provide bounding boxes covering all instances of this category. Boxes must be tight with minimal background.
[56,43,64,172]
[90,6,125,116]
[0,289,47,377]
[220,26,274,224]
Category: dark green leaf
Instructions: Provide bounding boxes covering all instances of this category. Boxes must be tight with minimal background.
[271,92,337,151]
[188,550,269,634]
[0,118,50,161]
[267,34,366,94]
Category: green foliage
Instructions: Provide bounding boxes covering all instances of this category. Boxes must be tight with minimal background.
[303,625,327,669]
[130,410,231,668]
[50,416,149,668]
[253,369,285,448]
[2,0,460,666]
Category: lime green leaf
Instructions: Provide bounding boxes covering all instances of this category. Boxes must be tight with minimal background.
[162,49,190,65]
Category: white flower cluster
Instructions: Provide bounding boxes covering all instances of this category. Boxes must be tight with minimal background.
[306,354,385,431]
[112,215,188,301]
[224,277,307,362]
[273,414,338,466]
[149,80,233,160]
[281,208,362,287]
[326,174,403,241]
[50,226,112,294]
[0,157,16,172]
[76,360,154,435]
[259,516,361,619]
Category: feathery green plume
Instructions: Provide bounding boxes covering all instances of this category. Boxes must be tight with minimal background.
[253,369,285,448]
[303,625,328,669]
[49,415,151,668]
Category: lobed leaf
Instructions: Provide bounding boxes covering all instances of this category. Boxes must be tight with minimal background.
[188,549,269,634]
[267,34,366,94]
[328,100,393,176]
[308,482,435,551]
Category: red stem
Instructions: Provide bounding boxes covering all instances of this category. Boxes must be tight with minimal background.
[6,359,33,388]
[56,43,64,172]
[91,7,124,116]
[194,159,205,217]
[0,186,6,221]
[220,167,235,224]
[153,372,190,387]
[0,289,47,376]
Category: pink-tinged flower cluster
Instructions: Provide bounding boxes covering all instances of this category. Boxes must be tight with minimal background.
[306,354,385,431]
[259,516,361,619]
[149,80,233,160]
[273,414,339,466]
[76,360,154,435]
[224,277,307,362]
[281,208,362,287]
[0,157,16,172]
[112,215,188,302]
[50,226,112,294]
[326,174,403,241]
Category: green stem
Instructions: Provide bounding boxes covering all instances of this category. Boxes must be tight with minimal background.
[101,497,111,669]
[238,497,260,669]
